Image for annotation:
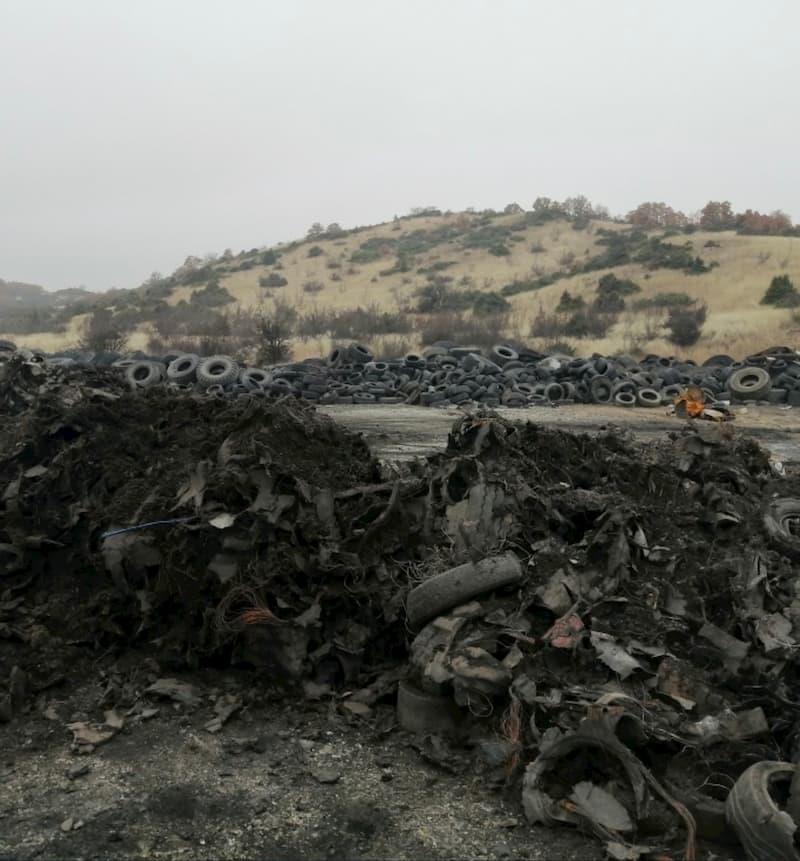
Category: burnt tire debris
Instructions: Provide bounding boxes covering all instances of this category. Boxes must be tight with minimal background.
[3,340,800,412]
[3,346,800,859]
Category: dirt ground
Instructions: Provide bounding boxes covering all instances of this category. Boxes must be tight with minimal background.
[0,665,743,861]
[321,401,800,463]
[0,665,603,861]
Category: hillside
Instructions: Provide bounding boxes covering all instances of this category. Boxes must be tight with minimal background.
[3,208,800,362]
[0,279,91,311]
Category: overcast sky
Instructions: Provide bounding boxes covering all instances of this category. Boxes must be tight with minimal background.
[1,0,798,292]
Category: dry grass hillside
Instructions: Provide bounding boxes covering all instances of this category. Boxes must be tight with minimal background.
[3,208,800,362]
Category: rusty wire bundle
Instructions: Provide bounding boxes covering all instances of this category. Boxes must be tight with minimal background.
[213,583,284,637]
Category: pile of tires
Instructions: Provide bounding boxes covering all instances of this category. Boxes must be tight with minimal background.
[17,342,800,409]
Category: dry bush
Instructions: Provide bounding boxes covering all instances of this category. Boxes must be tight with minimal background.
[78,309,129,353]
[419,311,507,351]
[373,335,413,358]
[296,308,334,338]
[328,306,411,339]
[147,335,233,356]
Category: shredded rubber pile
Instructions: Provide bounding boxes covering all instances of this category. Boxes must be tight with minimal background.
[4,365,800,859]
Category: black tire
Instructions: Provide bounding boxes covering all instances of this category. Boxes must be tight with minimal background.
[544,382,564,402]
[0,339,17,353]
[197,355,239,388]
[703,354,735,367]
[729,367,772,400]
[491,344,519,365]
[327,347,344,368]
[125,361,164,389]
[397,680,461,736]
[726,761,799,861]
[347,343,373,364]
[240,367,271,389]
[764,498,800,560]
[406,553,523,629]
[636,387,662,408]
[589,375,613,403]
[612,380,636,395]
[661,384,683,402]
[615,391,636,407]
[166,354,200,383]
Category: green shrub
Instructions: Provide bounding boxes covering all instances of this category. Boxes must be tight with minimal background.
[307,245,324,258]
[633,292,694,309]
[462,224,511,249]
[501,273,562,296]
[180,264,218,286]
[597,273,641,298]
[261,249,279,265]
[564,308,618,337]
[665,304,707,346]
[415,282,472,313]
[472,292,511,315]
[555,290,585,312]
[761,275,800,307]
[190,281,235,307]
[489,242,510,256]
[260,273,288,288]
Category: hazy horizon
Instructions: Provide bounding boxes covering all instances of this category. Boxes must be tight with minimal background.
[2,0,798,292]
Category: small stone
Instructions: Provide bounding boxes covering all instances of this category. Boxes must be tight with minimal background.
[311,766,341,784]
[375,753,392,768]
[107,830,123,842]
[66,763,90,781]
[60,817,74,833]
[380,770,393,782]
[295,800,309,811]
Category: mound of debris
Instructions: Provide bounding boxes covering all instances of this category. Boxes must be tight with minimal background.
[4,372,800,858]
[5,339,800,411]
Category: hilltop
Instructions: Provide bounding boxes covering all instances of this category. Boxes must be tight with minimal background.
[0,279,91,312]
[3,202,800,362]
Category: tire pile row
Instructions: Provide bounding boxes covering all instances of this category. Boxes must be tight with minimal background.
[5,339,800,408]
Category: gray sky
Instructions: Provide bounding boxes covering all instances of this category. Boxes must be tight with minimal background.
[1,0,798,292]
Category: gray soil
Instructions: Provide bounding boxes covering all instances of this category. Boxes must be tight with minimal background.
[0,671,595,861]
[321,401,800,463]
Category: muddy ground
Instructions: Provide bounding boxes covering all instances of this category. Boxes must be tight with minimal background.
[321,402,800,463]
[3,393,792,861]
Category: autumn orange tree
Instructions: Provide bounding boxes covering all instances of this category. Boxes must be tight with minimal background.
[627,201,689,229]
